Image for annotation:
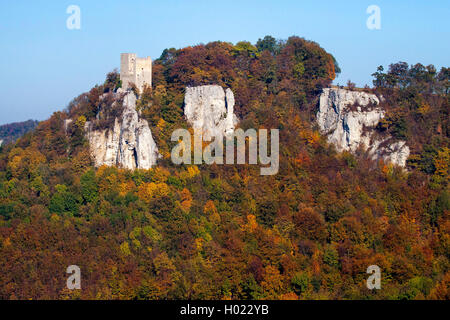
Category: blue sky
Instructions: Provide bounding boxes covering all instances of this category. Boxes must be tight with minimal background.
[0,0,448,125]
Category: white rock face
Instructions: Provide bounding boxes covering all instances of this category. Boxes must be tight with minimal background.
[370,140,410,169]
[64,119,73,133]
[317,88,382,152]
[85,91,160,170]
[317,88,410,167]
[184,85,238,139]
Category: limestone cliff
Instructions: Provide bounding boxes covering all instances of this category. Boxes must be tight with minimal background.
[84,90,160,170]
[184,85,238,139]
[317,87,410,167]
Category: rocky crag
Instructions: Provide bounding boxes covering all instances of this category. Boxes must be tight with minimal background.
[184,85,238,139]
[317,87,410,167]
[72,85,239,171]
[84,90,160,170]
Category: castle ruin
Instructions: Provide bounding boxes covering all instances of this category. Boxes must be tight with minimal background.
[120,53,152,92]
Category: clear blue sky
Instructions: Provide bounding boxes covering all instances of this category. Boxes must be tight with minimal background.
[0,0,448,125]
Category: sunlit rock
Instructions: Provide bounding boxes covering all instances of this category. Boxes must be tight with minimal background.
[85,91,160,170]
[184,85,238,140]
[317,87,410,167]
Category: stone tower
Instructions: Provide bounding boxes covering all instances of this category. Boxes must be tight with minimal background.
[120,53,152,92]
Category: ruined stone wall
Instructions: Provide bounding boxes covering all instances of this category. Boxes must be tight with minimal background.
[135,56,152,92]
[120,53,152,92]
[120,53,136,91]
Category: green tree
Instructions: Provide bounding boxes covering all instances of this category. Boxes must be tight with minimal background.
[256,35,280,55]
[49,184,79,216]
[80,169,98,203]
[291,272,310,295]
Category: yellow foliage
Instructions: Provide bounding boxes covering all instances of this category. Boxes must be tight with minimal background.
[157,118,166,130]
[195,237,204,252]
[261,266,284,298]
[7,147,46,178]
[119,242,131,256]
[204,200,221,224]
[162,150,171,160]
[132,239,141,249]
[119,181,135,196]
[203,200,217,215]
[96,165,109,177]
[154,85,167,101]
[180,165,200,181]
[187,166,200,178]
[180,188,192,212]
[210,211,221,225]
[75,115,87,128]
[102,173,119,193]
[325,54,336,80]
[242,214,258,233]
[8,154,23,177]
[152,167,170,183]
[71,148,92,173]
[308,131,321,145]
[434,147,449,178]
[300,129,320,146]
[153,252,177,278]
[50,213,60,222]
[138,182,170,202]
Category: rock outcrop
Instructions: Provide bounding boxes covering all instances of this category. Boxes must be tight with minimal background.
[184,85,238,139]
[317,87,410,167]
[85,91,160,170]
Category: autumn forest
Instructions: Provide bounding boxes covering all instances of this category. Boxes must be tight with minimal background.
[0,36,448,300]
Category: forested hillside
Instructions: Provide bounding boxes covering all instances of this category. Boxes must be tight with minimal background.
[0,36,448,300]
[0,120,39,146]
